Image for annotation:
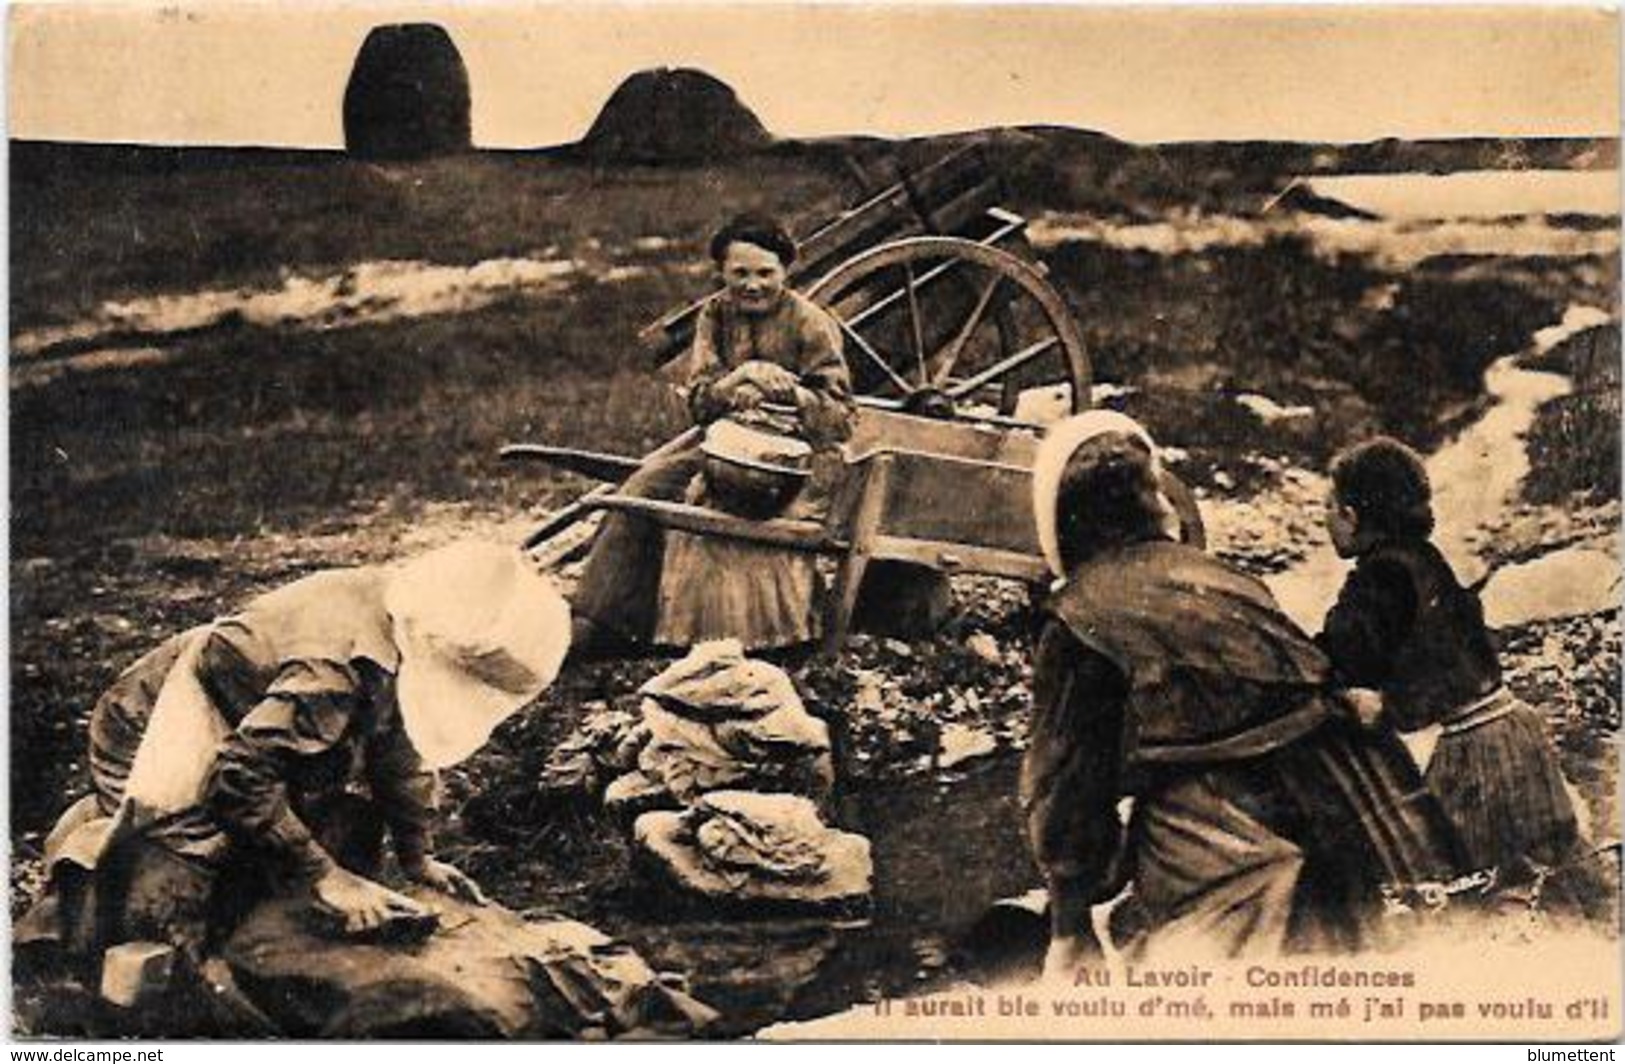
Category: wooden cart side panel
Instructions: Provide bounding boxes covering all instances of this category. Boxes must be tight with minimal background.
[845,407,1040,470]
[865,535,1050,584]
[861,448,1040,557]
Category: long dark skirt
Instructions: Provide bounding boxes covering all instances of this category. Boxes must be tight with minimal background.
[1427,695,1582,872]
[1126,720,1462,959]
[572,445,705,644]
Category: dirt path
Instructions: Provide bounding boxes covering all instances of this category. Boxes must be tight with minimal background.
[10,253,659,386]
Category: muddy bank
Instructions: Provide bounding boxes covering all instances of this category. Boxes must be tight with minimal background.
[1520,322,1622,506]
[1038,233,1580,475]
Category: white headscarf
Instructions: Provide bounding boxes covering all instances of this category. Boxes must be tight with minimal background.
[118,544,569,817]
[1031,410,1166,582]
[385,540,571,769]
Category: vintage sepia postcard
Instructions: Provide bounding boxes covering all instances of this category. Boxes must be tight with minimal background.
[7,0,1621,1043]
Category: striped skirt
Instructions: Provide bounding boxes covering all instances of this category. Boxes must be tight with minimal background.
[1426,690,1582,872]
[657,531,822,650]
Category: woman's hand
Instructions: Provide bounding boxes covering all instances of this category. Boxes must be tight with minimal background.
[313,867,430,934]
[726,380,767,413]
[1337,687,1385,729]
[404,856,490,905]
[720,360,799,404]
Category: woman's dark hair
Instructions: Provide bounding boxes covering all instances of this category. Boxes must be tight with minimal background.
[709,212,797,267]
[1055,432,1170,571]
[1330,436,1435,540]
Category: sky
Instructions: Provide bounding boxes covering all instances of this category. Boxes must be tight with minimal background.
[7,2,1621,149]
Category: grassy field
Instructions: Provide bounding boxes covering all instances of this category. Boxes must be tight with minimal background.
[12,139,1619,820]
[12,145,856,326]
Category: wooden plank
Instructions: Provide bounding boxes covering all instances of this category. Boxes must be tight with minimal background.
[822,454,893,656]
[863,449,1040,556]
[846,408,1040,466]
[522,484,613,551]
[528,513,602,570]
[795,195,924,279]
[499,445,642,482]
[897,145,1000,227]
[911,175,1007,238]
[583,495,839,552]
[799,144,990,246]
[518,427,702,551]
[866,535,1050,584]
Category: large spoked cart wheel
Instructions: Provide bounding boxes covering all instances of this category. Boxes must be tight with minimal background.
[805,236,1092,420]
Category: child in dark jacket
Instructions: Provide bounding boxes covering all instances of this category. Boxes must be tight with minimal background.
[1318,437,1584,877]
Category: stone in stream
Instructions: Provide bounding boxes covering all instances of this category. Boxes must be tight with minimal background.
[1480,545,1622,628]
[936,722,999,770]
[953,889,1049,985]
[1234,392,1315,426]
[964,631,1004,667]
[610,642,834,807]
[634,791,872,914]
[216,890,716,1038]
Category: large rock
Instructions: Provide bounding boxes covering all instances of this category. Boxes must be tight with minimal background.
[343,24,471,159]
[641,641,803,721]
[1480,545,1622,628]
[603,769,673,821]
[578,68,771,164]
[222,891,717,1038]
[634,792,872,914]
[612,642,834,807]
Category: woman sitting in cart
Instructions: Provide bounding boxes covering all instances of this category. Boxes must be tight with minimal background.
[571,212,856,658]
[1022,412,1462,972]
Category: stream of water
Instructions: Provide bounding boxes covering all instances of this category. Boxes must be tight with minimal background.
[1265,303,1613,632]
[621,757,1035,1035]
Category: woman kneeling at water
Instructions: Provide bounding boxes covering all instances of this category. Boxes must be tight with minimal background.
[21,540,570,969]
[1021,413,1462,973]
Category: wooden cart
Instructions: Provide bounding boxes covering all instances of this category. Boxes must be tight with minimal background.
[504,147,1096,654]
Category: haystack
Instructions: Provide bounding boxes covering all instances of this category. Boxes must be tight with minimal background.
[579,67,771,164]
[343,23,472,159]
